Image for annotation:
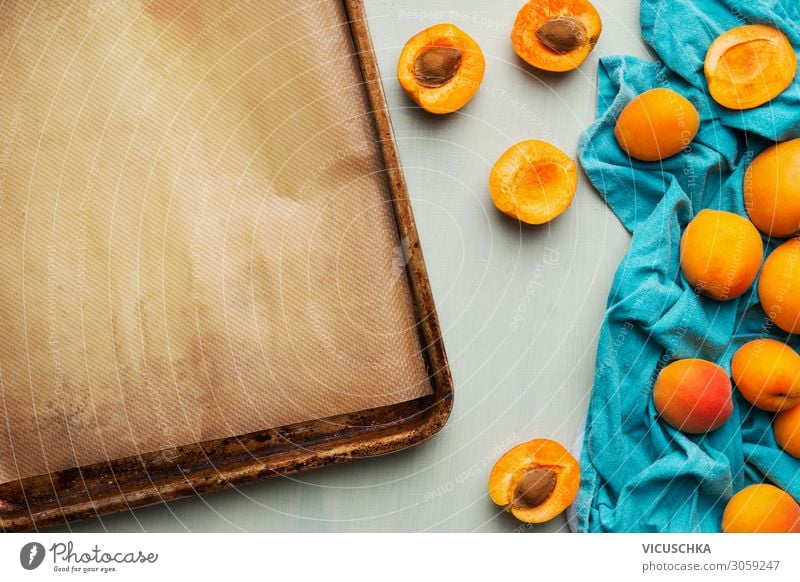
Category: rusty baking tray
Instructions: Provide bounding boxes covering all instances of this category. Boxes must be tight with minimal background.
[0,0,452,531]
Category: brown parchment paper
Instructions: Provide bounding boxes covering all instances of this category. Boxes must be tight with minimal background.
[0,0,432,485]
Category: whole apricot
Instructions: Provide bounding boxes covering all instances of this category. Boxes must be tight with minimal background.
[722,484,800,533]
[489,140,577,225]
[744,139,800,238]
[774,404,800,458]
[705,25,797,110]
[679,209,763,301]
[511,0,602,73]
[653,359,733,434]
[759,238,800,334]
[489,438,580,524]
[731,339,800,412]
[614,88,699,162]
[397,24,485,114]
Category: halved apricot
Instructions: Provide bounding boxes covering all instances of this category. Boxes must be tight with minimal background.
[511,0,602,72]
[614,88,700,162]
[744,139,800,238]
[489,140,577,225]
[489,438,580,524]
[704,24,797,110]
[397,24,485,114]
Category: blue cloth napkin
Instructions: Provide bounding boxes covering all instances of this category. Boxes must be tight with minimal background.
[573,0,800,532]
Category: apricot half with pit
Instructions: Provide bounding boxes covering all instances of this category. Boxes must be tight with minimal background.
[614,88,700,162]
[653,358,733,434]
[759,238,800,334]
[704,24,797,110]
[722,484,800,533]
[489,438,580,524]
[731,339,800,412]
[397,24,485,114]
[679,209,763,301]
[511,0,602,72]
[489,140,577,225]
[744,139,800,238]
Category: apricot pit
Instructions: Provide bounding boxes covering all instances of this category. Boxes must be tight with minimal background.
[413,47,462,88]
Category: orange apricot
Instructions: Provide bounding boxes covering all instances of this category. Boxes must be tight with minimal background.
[722,484,800,533]
[759,238,800,334]
[704,25,797,110]
[397,24,485,114]
[511,0,602,72]
[744,139,800,238]
[679,209,763,301]
[489,140,577,225]
[489,438,580,524]
[774,404,800,458]
[731,339,800,412]
[653,359,733,434]
[614,88,700,162]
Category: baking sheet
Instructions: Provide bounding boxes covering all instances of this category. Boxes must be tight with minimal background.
[0,0,432,485]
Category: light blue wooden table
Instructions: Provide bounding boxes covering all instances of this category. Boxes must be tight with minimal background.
[66,0,647,532]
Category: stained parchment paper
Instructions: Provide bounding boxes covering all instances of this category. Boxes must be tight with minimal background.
[0,0,432,484]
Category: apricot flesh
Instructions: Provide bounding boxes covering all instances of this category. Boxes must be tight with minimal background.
[653,359,733,434]
[679,209,763,301]
[774,404,800,458]
[758,238,800,334]
[489,140,577,225]
[397,24,485,114]
[722,484,800,533]
[614,88,700,162]
[511,0,602,72]
[744,139,800,238]
[704,25,797,110]
[731,339,800,412]
[489,438,580,524]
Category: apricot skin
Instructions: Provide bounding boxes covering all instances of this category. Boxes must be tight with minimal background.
[397,24,485,115]
[511,0,602,72]
[489,438,580,524]
[744,139,800,238]
[679,209,763,301]
[653,359,733,434]
[614,88,700,162]
[722,484,800,533]
[758,238,800,334]
[774,404,800,458]
[705,25,797,111]
[731,339,800,412]
[489,140,577,225]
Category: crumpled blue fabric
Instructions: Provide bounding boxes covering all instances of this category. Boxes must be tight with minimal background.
[573,0,800,532]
